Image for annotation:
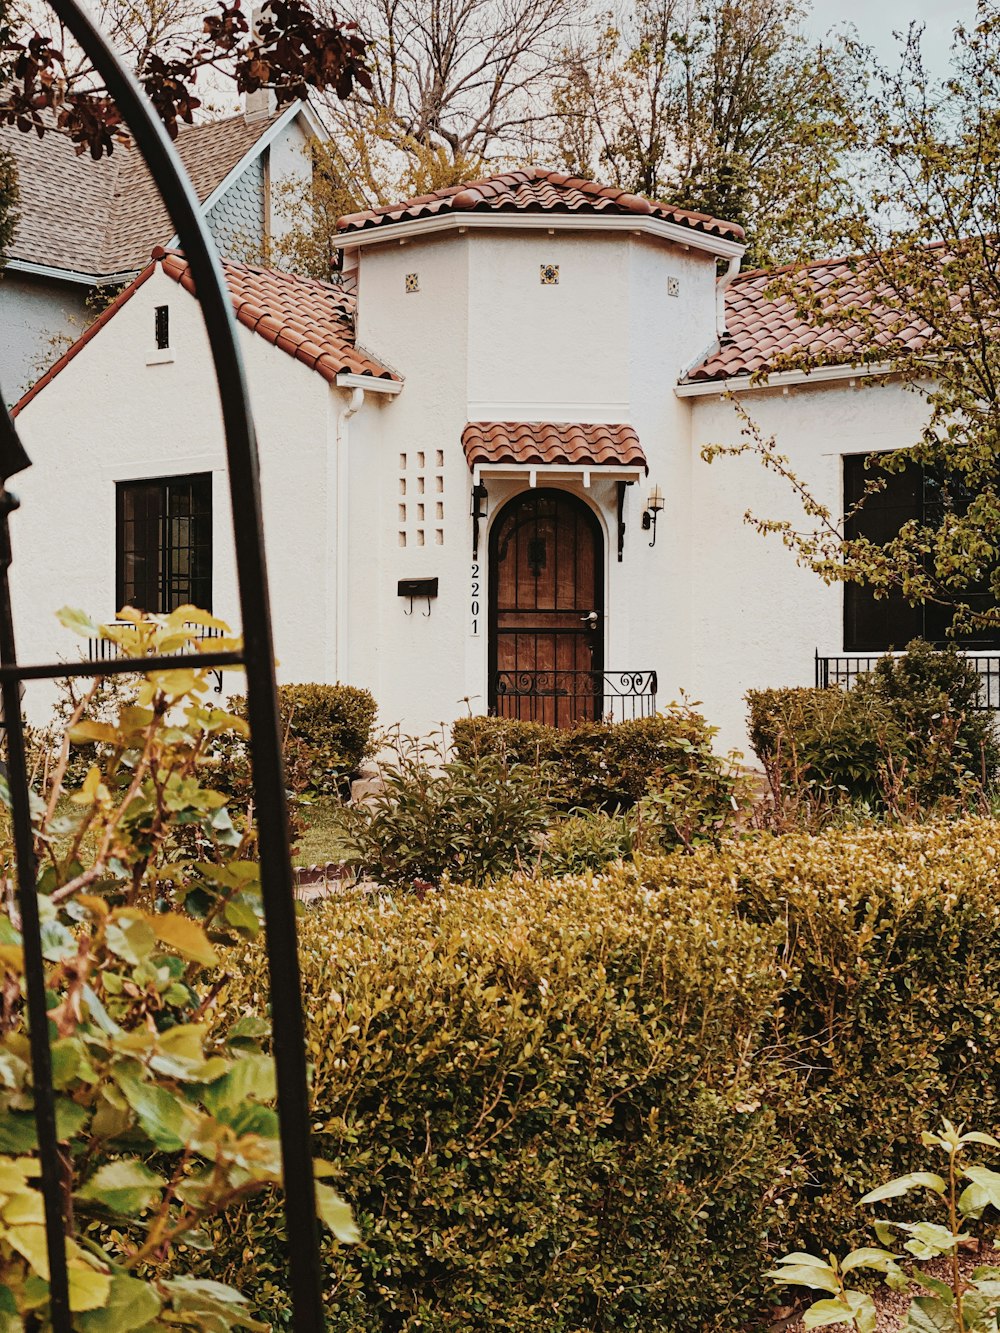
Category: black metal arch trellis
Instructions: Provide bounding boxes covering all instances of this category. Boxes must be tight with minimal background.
[0,4,325,1328]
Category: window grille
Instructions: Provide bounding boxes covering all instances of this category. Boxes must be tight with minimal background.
[116,472,212,612]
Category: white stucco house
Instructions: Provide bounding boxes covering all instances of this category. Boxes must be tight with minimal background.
[8,167,984,753]
[0,94,320,405]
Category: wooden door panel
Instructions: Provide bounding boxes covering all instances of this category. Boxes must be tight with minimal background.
[490,489,604,726]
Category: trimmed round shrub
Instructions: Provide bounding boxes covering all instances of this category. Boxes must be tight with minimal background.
[199,819,1000,1328]
[216,682,377,799]
[211,870,788,1331]
[640,818,1000,1254]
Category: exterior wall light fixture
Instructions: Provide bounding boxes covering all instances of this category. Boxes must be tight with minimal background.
[641,484,664,546]
[471,481,488,558]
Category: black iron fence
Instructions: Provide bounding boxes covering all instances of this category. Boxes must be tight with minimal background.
[815,651,1000,711]
[87,621,228,692]
[494,669,658,725]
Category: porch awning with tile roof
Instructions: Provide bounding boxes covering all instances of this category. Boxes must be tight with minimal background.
[462,421,648,484]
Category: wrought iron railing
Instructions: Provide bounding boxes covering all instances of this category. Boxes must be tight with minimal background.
[87,621,228,692]
[494,669,658,724]
[815,650,1000,711]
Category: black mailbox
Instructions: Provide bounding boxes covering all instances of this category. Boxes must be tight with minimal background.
[397,578,439,598]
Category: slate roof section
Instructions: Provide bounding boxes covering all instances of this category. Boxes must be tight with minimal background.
[462,421,647,471]
[0,122,120,275]
[687,255,934,383]
[338,167,744,244]
[13,248,397,415]
[0,110,283,277]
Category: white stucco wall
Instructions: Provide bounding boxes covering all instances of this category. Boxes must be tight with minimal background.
[11,266,331,717]
[688,377,932,752]
[349,231,471,735]
[345,224,724,737]
[0,271,91,406]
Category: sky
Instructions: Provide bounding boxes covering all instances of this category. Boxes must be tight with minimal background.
[804,0,979,75]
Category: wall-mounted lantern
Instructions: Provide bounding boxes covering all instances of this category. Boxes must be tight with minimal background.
[471,481,488,558]
[641,484,664,546]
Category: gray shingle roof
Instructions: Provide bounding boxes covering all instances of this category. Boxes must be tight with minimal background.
[0,110,283,278]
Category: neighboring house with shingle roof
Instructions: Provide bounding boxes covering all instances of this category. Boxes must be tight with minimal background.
[8,167,962,750]
[0,96,323,402]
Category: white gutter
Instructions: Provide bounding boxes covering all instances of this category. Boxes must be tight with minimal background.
[333,386,365,682]
[336,211,745,262]
[675,360,896,398]
[335,372,402,394]
[472,463,646,486]
[5,257,138,287]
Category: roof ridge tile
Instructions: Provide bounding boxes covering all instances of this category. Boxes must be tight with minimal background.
[338,166,744,242]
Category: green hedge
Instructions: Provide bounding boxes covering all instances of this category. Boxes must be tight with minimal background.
[651,819,1000,1252]
[201,818,1000,1328]
[452,708,731,813]
[213,871,788,1330]
[217,682,377,799]
[747,639,1000,806]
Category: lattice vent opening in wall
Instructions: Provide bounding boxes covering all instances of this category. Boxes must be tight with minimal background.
[397,449,445,548]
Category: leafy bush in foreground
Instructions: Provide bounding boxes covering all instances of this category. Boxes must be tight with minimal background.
[217,869,788,1331]
[772,1121,1000,1332]
[203,818,1000,1328]
[658,818,1000,1255]
[0,608,356,1328]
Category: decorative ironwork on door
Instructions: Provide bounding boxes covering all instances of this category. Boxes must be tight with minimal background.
[0,3,325,1327]
[489,489,605,727]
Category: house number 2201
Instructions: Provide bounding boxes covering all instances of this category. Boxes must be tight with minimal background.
[470,563,481,636]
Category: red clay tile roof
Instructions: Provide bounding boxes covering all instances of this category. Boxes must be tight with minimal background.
[13,249,396,415]
[338,167,744,244]
[462,421,647,471]
[157,250,397,382]
[686,255,934,383]
[0,109,285,277]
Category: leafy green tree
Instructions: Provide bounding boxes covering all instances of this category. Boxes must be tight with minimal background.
[703,4,1000,633]
[552,0,854,264]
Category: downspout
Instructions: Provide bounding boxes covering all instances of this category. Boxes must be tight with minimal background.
[334,386,365,682]
[716,253,742,339]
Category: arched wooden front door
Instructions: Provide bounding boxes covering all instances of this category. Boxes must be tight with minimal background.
[489,489,605,727]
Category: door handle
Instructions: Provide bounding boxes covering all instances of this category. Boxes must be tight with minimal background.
[580,611,599,629]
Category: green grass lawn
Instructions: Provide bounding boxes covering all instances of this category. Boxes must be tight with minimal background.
[292,798,347,866]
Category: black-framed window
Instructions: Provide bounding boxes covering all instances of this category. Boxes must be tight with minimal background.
[844,453,1000,651]
[116,473,212,614]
